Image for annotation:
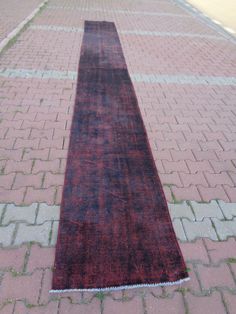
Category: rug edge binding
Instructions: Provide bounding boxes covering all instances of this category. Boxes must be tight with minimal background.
[49,277,190,293]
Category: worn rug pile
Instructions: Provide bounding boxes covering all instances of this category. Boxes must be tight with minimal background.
[51,21,189,292]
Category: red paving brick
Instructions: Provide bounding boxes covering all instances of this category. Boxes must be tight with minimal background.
[197,264,236,290]
[103,296,143,314]
[59,298,101,314]
[43,173,64,188]
[0,303,15,314]
[179,239,210,264]
[24,187,56,205]
[224,186,236,202]
[0,174,15,189]
[13,173,44,189]
[223,292,236,314]
[0,187,25,205]
[145,293,185,314]
[27,245,55,272]
[205,238,236,263]
[0,246,27,272]
[186,292,227,314]
[14,301,59,314]
[171,186,202,202]
[23,148,50,161]
[198,186,230,203]
[0,270,43,304]
[4,160,33,174]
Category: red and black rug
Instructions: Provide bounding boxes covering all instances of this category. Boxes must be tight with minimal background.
[51,21,189,292]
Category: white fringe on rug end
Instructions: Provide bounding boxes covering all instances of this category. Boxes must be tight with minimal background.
[49,277,190,293]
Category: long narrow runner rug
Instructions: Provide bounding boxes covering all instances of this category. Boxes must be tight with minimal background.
[51,21,189,292]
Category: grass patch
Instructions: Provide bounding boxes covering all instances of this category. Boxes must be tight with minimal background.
[95,291,106,301]
[176,287,189,295]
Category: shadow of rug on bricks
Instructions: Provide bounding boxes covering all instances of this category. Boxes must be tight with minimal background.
[51,20,189,292]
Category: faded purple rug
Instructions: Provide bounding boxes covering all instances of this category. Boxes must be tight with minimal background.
[51,21,189,292]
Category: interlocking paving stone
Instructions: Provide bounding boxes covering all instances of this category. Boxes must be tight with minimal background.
[182,218,218,241]
[168,201,195,220]
[36,204,60,223]
[122,29,225,40]
[173,219,187,241]
[218,201,236,220]
[0,270,43,305]
[50,221,59,246]
[0,303,15,314]
[197,263,236,290]
[0,202,236,246]
[185,291,227,314]
[145,292,186,314]
[0,69,77,80]
[212,218,236,240]
[1,68,236,86]
[14,222,52,246]
[179,239,210,263]
[0,245,27,271]
[14,301,59,314]
[0,203,5,221]
[103,296,144,314]
[131,73,236,85]
[190,200,224,221]
[204,238,236,263]
[27,245,54,272]
[222,292,236,314]
[48,5,190,17]
[0,224,15,247]
[2,203,38,225]
[59,298,101,314]
[30,24,225,40]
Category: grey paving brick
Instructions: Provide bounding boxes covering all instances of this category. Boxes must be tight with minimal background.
[190,201,224,221]
[30,24,83,33]
[121,30,225,40]
[3,203,37,225]
[14,222,51,246]
[173,219,187,241]
[0,204,5,220]
[182,218,218,241]
[0,69,236,86]
[30,24,224,40]
[48,5,190,17]
[50,221,59,246]
[0,224,15,247]
[0,69,77,80]
[218,201,236,220]
[212,218,236,240]
[130,73,236,86]
[168,202,195,220]
[36,204,60,224]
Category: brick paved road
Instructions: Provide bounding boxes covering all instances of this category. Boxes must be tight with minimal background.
[0,0,236,313]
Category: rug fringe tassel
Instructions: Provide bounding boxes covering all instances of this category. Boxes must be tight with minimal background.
[49,277,190,293]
